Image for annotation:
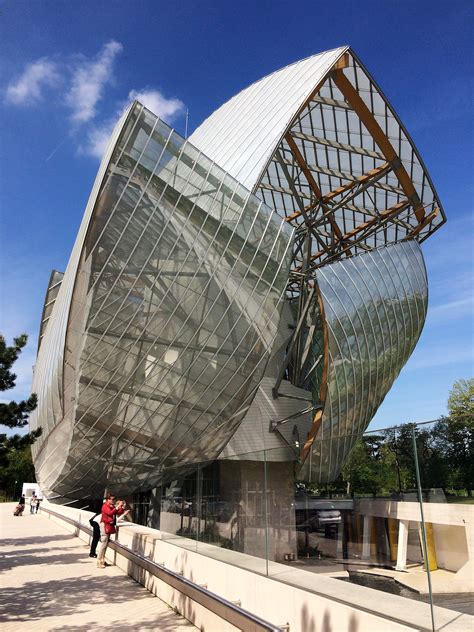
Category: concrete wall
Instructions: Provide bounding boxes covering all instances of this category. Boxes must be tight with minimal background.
[40,500,472,632]
[433,525,468,572]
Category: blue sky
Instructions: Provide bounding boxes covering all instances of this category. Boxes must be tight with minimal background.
[0,0,472,430]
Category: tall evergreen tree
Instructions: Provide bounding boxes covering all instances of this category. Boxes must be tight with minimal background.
[0,334,41,468]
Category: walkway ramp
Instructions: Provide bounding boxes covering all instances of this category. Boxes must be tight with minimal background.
[0,503,196,631]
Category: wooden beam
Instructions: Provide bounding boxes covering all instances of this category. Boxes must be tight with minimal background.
[290,129,384,159]
[310,95,353,111]
[332,69,425,223]
[260,181,311,200]
[285,134,324,199]
[405,207,440,238]
[340,200,410,240]
[283,162,390,223]
[299,285,329,464]
[324,162,390,202]
[285,133,345,242]
[292,199,411,270]
[273,154,404,196]
[334,52,350,70]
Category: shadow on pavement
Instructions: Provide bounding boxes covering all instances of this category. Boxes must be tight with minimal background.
[47,611,187,631]
[0,549,92,572]
[0,575,153,623]
[1,533,76,547]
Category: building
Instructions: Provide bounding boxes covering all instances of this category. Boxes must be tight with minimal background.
[31,46,445,561]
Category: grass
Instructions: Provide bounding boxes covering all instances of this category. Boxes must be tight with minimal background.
[446,496,474,504]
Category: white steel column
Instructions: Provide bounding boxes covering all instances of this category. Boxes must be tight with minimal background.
[337,515,345,557]
[395,520,409,571]
[362,515,372,559]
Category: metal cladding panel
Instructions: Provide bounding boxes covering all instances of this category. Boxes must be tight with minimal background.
[301,240,428,482]
[31,102,293,500]
[189,47,348,190]
[219,377,313,461]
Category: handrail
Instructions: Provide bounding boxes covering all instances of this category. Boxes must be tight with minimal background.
[41,505,286,632]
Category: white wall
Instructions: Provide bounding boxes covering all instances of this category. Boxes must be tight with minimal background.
[433,525,468,572]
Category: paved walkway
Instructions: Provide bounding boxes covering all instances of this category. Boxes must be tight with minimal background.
[0,503,196,631]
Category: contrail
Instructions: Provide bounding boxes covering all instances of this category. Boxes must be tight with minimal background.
[45,137,68,162]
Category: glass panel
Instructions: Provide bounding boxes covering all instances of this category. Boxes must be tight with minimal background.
[302,241,428,483]
[259,420,471,620]
[119,415,473,622]
[196,453,269,576]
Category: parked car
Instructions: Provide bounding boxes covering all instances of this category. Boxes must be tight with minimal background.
[295,499,341,531]
[162,496,193,515]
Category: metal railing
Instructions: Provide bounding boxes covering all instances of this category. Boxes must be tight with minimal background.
[41,505,286,632]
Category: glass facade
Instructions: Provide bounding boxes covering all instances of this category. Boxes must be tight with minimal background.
[131,420,472,623]
[30,102,293,499]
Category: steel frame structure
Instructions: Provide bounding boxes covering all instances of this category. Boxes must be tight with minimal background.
[243,50,445,468]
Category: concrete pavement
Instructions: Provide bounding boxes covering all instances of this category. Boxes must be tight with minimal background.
[0,502,196,631]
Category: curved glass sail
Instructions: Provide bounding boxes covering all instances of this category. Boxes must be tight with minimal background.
[30,102,293,500]
[301,240,428,482]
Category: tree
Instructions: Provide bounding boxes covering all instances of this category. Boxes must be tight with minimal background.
[433,379,474,495]
[384,426,415,492]
[342,434,395,497]
[448,378,474,424]
[0,446,36,499]
[0,334,41,470]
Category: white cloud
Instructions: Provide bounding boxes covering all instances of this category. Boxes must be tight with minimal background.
[66,40,123,123]
[5,59,59,105]
[128,89,185,122]
[405,346,473,371]
[428,296,473,322]
[80,88,186,160]
[80,120,116,159]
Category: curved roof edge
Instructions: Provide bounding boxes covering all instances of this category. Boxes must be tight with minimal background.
[189,46,349,190]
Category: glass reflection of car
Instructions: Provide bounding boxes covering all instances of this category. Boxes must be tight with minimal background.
[162,496,193,514]
[295,500,341,531]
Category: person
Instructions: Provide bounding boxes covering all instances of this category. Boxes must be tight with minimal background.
[96,492,125,569]
[35,497,41,513]
[89,511,101,558]
[14,495,25,516]
[116,504,131,524]
[30,493,37,514]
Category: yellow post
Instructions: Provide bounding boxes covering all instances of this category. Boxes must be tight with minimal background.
[387,518,398,563]
[424,522,438,571]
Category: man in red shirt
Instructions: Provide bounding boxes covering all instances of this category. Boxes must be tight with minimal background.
[97,492,125,568]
